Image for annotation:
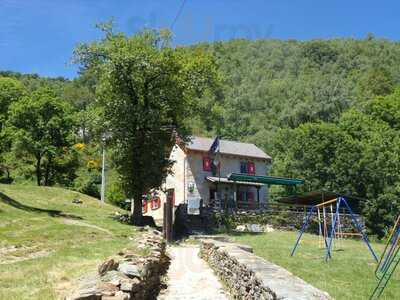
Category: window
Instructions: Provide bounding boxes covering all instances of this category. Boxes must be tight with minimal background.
[240,161,256,174]
[203,156,212,171]
[240,161,248,173]
[151,197,161,210]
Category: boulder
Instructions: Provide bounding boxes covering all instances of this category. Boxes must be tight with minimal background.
[100,270,128,286]
[117,263,141,278]
[247,224,263,233]
[66,286,102,300]
[98,258,119,275]
[120,278,141,292]
[235,225,246,232]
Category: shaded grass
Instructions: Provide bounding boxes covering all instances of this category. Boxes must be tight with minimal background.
[230,231,400,300]
[0,184,138,300]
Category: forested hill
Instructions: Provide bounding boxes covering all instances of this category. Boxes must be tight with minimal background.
[1,36,400,237]
[194,37,400,152]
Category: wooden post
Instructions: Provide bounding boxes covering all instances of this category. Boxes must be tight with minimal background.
[164,189,174,243]
[257,187,260,209]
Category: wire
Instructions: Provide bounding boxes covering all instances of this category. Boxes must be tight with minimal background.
[170,0,187,30]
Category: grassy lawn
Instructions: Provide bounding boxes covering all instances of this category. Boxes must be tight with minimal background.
[229,230,399,300]
[0,184,138,300]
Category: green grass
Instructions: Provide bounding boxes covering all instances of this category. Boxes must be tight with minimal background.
[0,184,138,300]
[229,231,400,300]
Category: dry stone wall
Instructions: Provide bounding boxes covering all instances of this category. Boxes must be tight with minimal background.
[66,229,169,300]
[200,239,333,300]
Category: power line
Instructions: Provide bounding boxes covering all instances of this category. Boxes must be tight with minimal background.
[170,0,187,30]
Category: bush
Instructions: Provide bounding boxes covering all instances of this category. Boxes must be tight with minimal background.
[106,182,128,210]
[73,173,100,198]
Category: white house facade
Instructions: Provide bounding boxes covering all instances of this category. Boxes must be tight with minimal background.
[144,136,272,223]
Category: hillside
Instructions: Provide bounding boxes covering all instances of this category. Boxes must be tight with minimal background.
[194,38,400,150]
[0,184,137,300]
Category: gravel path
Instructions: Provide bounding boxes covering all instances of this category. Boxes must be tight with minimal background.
[158,245,229,300]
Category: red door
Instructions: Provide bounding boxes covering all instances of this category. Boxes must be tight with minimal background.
[247,191,254,209]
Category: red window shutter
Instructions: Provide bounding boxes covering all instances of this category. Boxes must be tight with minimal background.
[247,162,255,175]
[203,156,212,171]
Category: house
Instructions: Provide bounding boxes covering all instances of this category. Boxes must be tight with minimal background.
[143,136,272,224]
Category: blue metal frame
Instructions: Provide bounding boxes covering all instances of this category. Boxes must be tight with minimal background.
[291,196,378,262]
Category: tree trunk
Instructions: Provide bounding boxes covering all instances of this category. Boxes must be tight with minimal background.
[131,192,143,226]
[35,155,42,186]
[44,156,52,186]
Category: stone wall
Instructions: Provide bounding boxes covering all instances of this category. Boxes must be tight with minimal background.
[200,239,333,300]
[231,209,364,234]
[66,229,169,300]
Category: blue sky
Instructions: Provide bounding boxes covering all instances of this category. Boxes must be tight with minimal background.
[1,0,399,78]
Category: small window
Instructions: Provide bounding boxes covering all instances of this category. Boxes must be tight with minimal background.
[240,161,248,173]
[203,156,212,171]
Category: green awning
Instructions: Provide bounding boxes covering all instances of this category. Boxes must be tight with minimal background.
[227,173,304,186]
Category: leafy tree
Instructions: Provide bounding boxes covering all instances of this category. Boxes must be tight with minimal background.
[366,88,400,130]
[358,67,394,99]
[7,87,75,186]
[272,107,400,236]
[363,185,400,239]
[0,77,26,182]
[0,77,26,129]
[74,26,219,224]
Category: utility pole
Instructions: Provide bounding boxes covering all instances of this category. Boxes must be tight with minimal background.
[100,136,106,205]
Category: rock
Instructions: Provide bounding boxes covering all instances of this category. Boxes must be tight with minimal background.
[66,287,102,300]
[96,282,119,296]
[102,290,130,300]
[247,224,263,233]
[101,270,128,285]
[120,278,141,292]
[263,224,274,233]
[118,262,141,278]
[98,258,119,275]
[72,198,83,204]
[235,225,246,232]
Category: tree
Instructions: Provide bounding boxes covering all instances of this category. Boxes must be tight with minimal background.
[75,26,219,225]
[7,87,75,186]
[366,88,400,130]
[0,77,26,182]
[0,77,26,130]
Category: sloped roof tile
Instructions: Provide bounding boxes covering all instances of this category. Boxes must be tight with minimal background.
[185,136,271,160]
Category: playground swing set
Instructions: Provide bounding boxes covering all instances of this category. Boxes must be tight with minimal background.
[290,196,379,262]
[369,215,400,299]
[287,193,400,299]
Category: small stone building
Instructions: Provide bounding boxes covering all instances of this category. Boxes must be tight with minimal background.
[144,136,272,224]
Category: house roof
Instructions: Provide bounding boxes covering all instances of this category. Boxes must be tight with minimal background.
[185,136,271,161]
